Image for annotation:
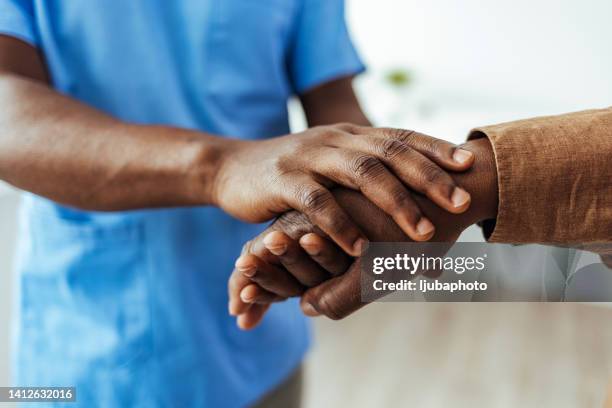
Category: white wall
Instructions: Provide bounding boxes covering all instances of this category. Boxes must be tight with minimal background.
[348,0,612,121]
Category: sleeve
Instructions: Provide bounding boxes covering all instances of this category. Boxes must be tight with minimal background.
[467,107,612,245]
[0,0,38,46]
[288,0,365,94]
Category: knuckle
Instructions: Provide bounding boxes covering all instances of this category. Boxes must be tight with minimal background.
[419,163,447,185]
[380,138,409,159]
[430,138,450,153]
[351,155,384,179]
[302,126,323,140]
[298,186,332,213]
[275,211,315,238]
[388,128,417,144]
[285,136,311,155]
[321,125,342,136]
[426,139,453,159]
[334,122,356,132]
[272,155,293,175]
[389,187,413,210]
[314,210,351,235]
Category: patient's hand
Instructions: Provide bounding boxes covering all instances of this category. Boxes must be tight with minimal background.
[228,137,498,329]
[228,211,350,329]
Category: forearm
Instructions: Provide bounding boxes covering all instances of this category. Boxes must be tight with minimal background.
[0,73,228,210]
[300,76,371,127]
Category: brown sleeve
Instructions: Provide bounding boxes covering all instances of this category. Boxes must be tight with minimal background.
[468,107,612,245]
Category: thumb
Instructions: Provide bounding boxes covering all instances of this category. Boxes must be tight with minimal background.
[300,259,367,320]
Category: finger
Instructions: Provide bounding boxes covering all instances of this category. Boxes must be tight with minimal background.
[309,148,436,241]
[229,293,252,317]
[235,254,305,298]
[300,260,366,320]
[237,304,271,331]
[248,239,282,266]
[263,231,330,287]
[348,138,471,214]
[353,126,475,171]
[299,233,353,276]
[287,176,366,256]
[239,283,285,304]
[229,254,285,317]
[229,262,255,316]
[327,131,472,214]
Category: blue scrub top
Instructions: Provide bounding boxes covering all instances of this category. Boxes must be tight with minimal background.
[0,1,364,407]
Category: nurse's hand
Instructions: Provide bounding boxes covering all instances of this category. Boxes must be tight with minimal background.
[213,124,474,256]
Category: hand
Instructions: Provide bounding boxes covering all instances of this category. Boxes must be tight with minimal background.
[213,124,474,255]
[228,214,352,329]
[228,137,498,327]
[229,196,465,328]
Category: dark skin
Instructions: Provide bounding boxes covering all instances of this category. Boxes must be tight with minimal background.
[228,137,499,328]
[0,36,476,256]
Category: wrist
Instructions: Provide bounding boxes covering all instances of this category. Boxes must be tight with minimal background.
[406,137,498,236]
[448,137,498,226]
[192,135,252,207]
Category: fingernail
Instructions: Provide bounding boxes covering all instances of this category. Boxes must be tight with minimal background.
[451,187,471,209]
[235,257,256,276]
[235,256,250,268]
[416,218,435,237]
[453,148,473,165]
[301,244,320,256]
[302,302,320,317]
[240,267,256,278]
[265,243,287,256]
[353,238,366,255]
[240,291,254,303]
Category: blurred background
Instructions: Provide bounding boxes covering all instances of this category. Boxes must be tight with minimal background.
[1,0,612,406]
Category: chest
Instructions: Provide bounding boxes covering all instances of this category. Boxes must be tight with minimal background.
[34,0,299,123]
[35,0,298,83]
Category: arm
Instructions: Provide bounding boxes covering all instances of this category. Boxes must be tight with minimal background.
[300,76,370,127]
[469,107,612,244]
[0,36,476,254]
[0,36,222,211]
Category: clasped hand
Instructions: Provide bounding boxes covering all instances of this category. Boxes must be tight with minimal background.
[226,130,498,330]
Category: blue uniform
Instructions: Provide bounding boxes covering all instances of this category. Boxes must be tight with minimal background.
[0,1,363,406]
